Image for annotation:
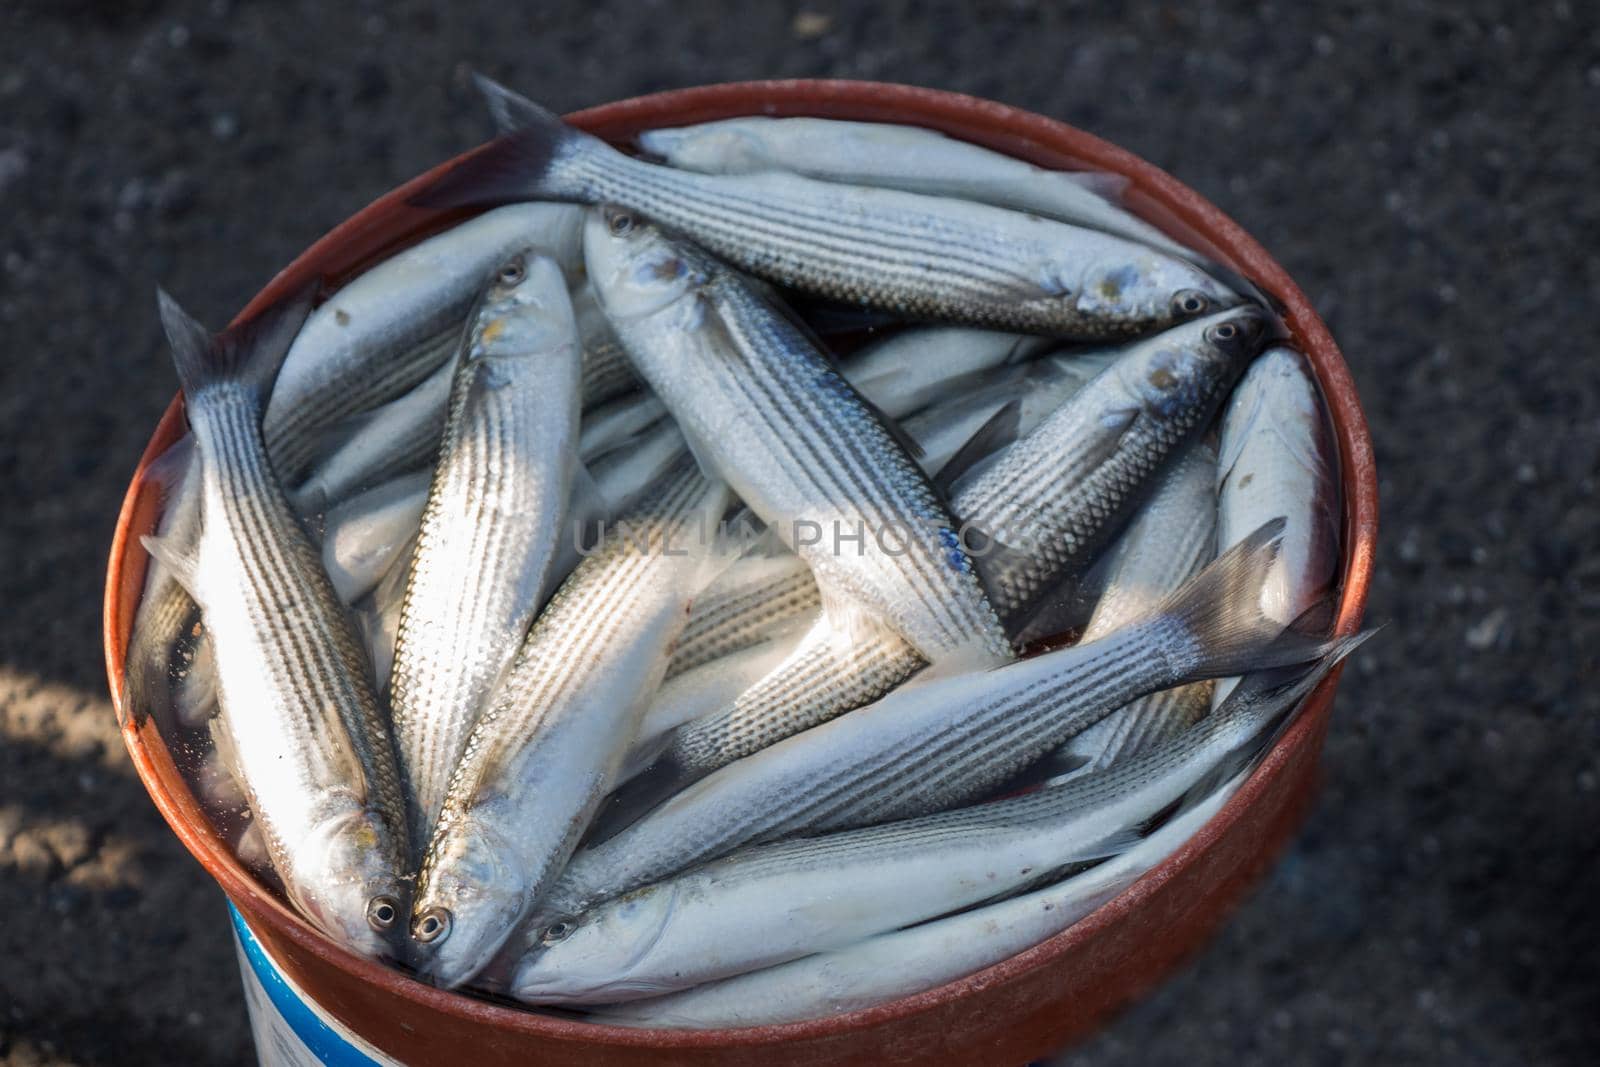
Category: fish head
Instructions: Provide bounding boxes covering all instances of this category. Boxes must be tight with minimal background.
[510,882,681,1005]
[288,805,408,962]
[1073,252,1245,333]
[1120,305,1274,420]
[583,207,707,322]
[407,814,528,988]
[468,251,573,360]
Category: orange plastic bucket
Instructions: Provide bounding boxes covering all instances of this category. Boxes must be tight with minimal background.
[104,80,1376,1066]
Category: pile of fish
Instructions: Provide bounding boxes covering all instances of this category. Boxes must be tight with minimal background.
[127,77,1363,1029]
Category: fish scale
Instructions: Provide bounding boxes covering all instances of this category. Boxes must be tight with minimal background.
[673,622,922,770]
[665,557,817,678]
[268,322,459,483]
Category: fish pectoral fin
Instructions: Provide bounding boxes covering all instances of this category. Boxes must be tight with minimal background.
[140,532,202,600]
[1081,404,1142,468]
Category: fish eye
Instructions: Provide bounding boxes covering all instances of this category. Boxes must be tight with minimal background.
[365,896,400,931]
[498,256,526,287]
[607,211,637,237]
[1173,290,1209,317]
[412,906,452,944]
[541,921,574,945]
[1205,320,1246,347]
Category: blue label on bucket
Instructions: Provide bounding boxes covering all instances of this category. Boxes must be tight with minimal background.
[230,904,401,1067]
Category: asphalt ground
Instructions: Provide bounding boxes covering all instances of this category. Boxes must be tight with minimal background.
[1,1,1596,1063]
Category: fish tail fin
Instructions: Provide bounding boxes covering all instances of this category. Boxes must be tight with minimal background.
[409,75,602,210]
[1235,628,1378,725]
[1198,627,1379,789]
[1158,517,1332,679]
[157,281,317,404]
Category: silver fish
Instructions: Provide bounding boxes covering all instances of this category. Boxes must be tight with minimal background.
[1214,345,1342,705]
[594,771,1248,1029]
[536,521,1324,920]
[579,393,668,459]
[510,640,1363,1005]
[829,326,1052,418]
[952,306,1271,622]
[145,288,408,960]
[319,471,431,605]
[415,78,1242,340]
[293,285,634,514]
[408,461,732,987]
[586,209,1010,670]
[900,350,1118,475]
[388,252,582,843]
[637,116,1195,261]
[1056,445,1218,771]
[586,418,689,517]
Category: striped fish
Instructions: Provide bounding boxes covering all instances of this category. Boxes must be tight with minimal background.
[637,115,1195,260]
[953,306,1272,622]
[388,252,582,845]
[125,204,587,730]
[144,287,408,961]
[415,77,1243,341]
